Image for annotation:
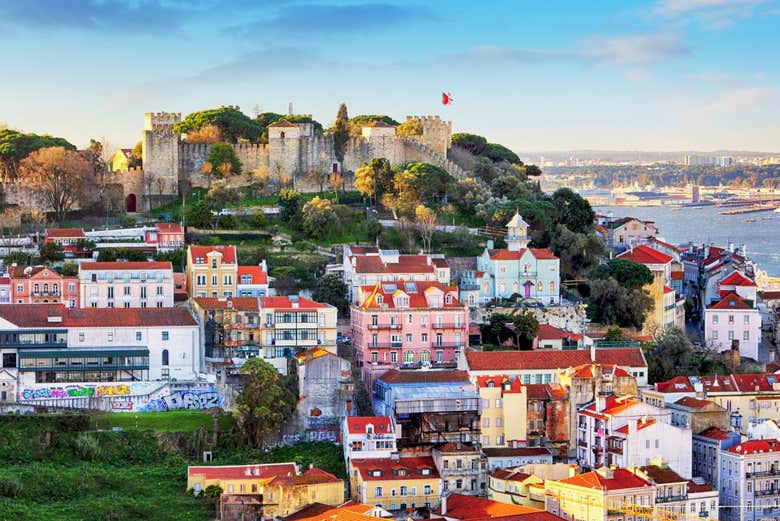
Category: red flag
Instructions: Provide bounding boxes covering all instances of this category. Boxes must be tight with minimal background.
[442,92,453,105]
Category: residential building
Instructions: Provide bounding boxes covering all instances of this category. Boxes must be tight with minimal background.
[146,223,185,252]
[463,348,649,387]
[342,416,399,468]
[667,396,729,433]
[0,277,9,304]
[107,148,135,171]
[437,492,562,521]
[45,228,87,257]
[681,242,751,318]
[534,324,583,350]
[692,427,741,488]
[342,245,450,303]
[349,456,441,512]
[483,447,554,471]
[280,503,393,521]
[577,395,692,477]
[545,467,655,521]
[488,468,546,508]
[720,439,780,521]
[237,263,269,297]
[294,348,352,434]
[192,295,338,375]
[78,261,174,309]
[525,383,569,449]
[0,304,199,386]
[558,363,639,453]
[372,370,480,447]
[9,265,79,307]
[475,375,528,448]
[704,292,761,361]
[632,463,719,521]
[605,217,658,250]
[460,212,560,307]
[187,463,344,519]
[749,419,780,441]
[85,223,185,253]
[432,442,487,496]
[617,245,683,332]
[351,280,467,388]
[186,245,238,298]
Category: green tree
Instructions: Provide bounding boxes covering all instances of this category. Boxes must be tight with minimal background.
[312,274,349,315]
[302,196,339,238]
[481,313,515,346]
[174,106,262,143]
[84,139,106,174]
[332,103,350,165]
[59,261,78,276]
[3,250,33,266]
[396,118,423,137]
[350,114,401,127]
[234,357,297,448]
[512,311,539,349]
[603,326,625,342]
[525,165,543,176]
[590,259,654,289]
[39,241,65,264]
[491,172,528,201]
[587,277,654,329]
[647,326,694,383]
[552,188,595,234]
[549,225,607,279]
[186,200,212,228]
[451,133,488,156]
[485,143,521,165]
[354,158,393,206]
[393,162,455,213]
[207,143,242,176]
[0,129,75,178]
[279,187,301,224]
[154,248,186,271]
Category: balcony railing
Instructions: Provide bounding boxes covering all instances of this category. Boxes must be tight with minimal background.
[369,323,402,330]
[754,488,780,497]
[656,495,687,503]
[747,468,780,478]
[431,323,464,330]
[699,512,708,518]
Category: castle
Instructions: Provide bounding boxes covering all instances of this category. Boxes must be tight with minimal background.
[111,112,465,212]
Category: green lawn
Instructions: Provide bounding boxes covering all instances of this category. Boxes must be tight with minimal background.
[90,410,232,433]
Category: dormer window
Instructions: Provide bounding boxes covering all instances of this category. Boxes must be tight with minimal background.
[420,468,431,476]
[376,295,383,305]
[445,294,452,304]
[370,469,383,477]
[394,469,407,477]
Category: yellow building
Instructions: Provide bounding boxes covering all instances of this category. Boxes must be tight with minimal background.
[108,148,135,172]
[186,462,344,519]
[475,376,528,447]
[545,467,655,521]
[350,456,442,512]
[488,468,545,508]
[187,245,238,298]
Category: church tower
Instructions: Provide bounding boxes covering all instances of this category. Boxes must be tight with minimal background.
[505,211,530,251]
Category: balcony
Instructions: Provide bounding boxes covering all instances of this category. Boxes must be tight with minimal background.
[578,439,588,448]
[431,342,465,349]
[32,291,60,298]
[607,510,623,517]
[431,323,464,330]
[699,512,708,518]
[368,343,403,349]
[578,423,588,430]
[656,495,687,504]
[368,323,402,330]
[747,468,780,478]
[755,488,780,497]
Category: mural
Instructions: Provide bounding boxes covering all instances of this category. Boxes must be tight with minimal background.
[19,382,223,413]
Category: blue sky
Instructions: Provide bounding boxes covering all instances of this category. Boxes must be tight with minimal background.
[1,0,779,152]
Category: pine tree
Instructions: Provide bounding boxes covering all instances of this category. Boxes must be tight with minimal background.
[332,103,350,164]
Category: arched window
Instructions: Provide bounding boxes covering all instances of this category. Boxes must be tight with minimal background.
[549,281,555,293]
[162,349,169,366]
[420,350,430,363]
[537,281,543,292]
[404,351,415,363]
[280,131,286,139]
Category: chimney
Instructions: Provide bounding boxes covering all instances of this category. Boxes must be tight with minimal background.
[569,464,577,478]
[441,493,448,515]
[596,395,606,412]
[590,343,596,362]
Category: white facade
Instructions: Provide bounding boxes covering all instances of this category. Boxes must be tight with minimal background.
[79,262,174,309]
[704,306,761,361]
[342,416,399,466]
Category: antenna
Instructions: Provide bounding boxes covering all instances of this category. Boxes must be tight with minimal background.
[288,102,293,115]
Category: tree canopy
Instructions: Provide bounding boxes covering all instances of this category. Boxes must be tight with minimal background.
[0,129,76,178]
[207,143,242,176]
[646,327,694,383]
[451,132,522,165]
[255,112,323,142]
[350,114,400,127]
[590,258,654,289]
[311,274,349,315]
[551,188,595,234]
[332,103,350,164]
[587,277,654,329]
[174,106,262,143]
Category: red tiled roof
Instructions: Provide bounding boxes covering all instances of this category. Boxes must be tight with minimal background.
[581,395,640,420]
[80,261,172,271]
[696,426,735,440]
[482,447,552,458]
[434,492,539,519]
[617,245,672,265]
[353,255,434,275]
[530,248,558,260]
[466,349,646,371]
[638,465,686,484]
[537,324,581,341]
[188,245,237,264]
[193,297,259,311]
[687,480,715,493]
[351,457,439,481]
[708,291,753,310]
[732,374,776,392]
[293,467,341,485]
[489,249,525,261]
[8,266,48,278]
[558,468,652,491]
[475,376,523,394]
[188,462,296,480]
[346,416,393,435]
[379,369,469,384]
[615,417,656,434]
[699,374,738,392]
[238,265,268,285]
[647,237,677,250]
[0,304,195,327]
[655,375,695,393]
[260,296,328,310]
[727,439,780,455]
[491,469,532,482]
[358,280,463,309]
[568,364,631,379]
[432,258,449,268]
[438,441,480,453]
[284,504,378,521]
[349,246,379,255]
[671,271,684,280]
[719,271,756,287]
[46,228,85,238]
[0,277,9,284]
[156,223,184,234]
[674,396,717,409]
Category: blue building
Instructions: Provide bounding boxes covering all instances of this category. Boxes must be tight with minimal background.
[719,438,780,521]
[460,213,560,307]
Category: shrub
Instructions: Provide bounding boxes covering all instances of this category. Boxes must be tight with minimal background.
[219,214,238,229]
[73,433,102,461]
[0,477,23,498]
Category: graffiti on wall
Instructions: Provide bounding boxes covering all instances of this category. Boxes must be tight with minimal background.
[21,384,132,401]
[136,389,223,412]
[278,429,339,446]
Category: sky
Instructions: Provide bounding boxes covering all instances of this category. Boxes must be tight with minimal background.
[1,0,779,153]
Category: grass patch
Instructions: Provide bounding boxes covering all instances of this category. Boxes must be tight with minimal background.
[90,410,230,433]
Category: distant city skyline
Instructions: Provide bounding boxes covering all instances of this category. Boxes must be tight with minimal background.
[1,0,779,152]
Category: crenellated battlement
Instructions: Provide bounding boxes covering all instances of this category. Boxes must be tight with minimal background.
[144,112,181,132]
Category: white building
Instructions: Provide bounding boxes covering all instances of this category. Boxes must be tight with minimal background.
[704,292,761,361]
[342,415,398,467]
[0,304,200,392]
[78,261,174,309]
[633,463,719,521]
[577,394,692,478]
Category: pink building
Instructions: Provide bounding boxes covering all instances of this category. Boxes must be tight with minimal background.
[44,228,88,257]
[145,223,185,252]
[351,280,468,387]
[9,265,79,307]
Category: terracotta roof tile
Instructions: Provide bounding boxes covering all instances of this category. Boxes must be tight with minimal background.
[719,271,756,287]
[708,291,753,310]
[557,468,652,491]
[46,228,85,238]
[237,265,268,285]
[466,349,646,371]
[727,439,780,455]
[617,245,673,265]
[351,457,438,481]
[434,492,539,518]
[378,369,469,384]
[358,280,463,309]
[530,248,558,260]
[194,297,259,311]
[346,416,393,435]
[0,304,195,327]
[353,255,434,275]
[188,245,237,264]
[260,296,328,310]
[483,447,552,458]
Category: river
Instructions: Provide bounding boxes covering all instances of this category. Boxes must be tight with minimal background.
[594,205,780,277]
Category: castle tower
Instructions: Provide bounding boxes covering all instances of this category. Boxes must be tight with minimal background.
[406,115,452,156]
[505,211,530,251]
[361,121,398,164]
[142,112,181,206]
[267,119,302,182]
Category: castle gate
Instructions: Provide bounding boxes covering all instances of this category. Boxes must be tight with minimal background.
[125,193,137,213]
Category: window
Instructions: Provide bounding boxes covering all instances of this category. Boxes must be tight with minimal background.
[497,435,504,445]
[744,315,750,325]
[537,281,543,292]
[136,331,142,341]
[196,275,206,286]
[162,349,169,366]
[421,333,428,342]
[374,486,383,498]
[390,351,398,363]
[496,417,503,427]
[549,281,555,293]
[211,275,218,285]
[79,332,85,342]
[156,286,163,295]
[124,286,131,296]
[744,331,750,341]
[211,258,217,269]
[406,333,412,343]
[483,417,490,428]
[728,330,735,340]
[404,351,415,363]
[407,314,413,324]
[713,331,719,340]
[223,275,232,286]
[420,350,430,363]
[162,331,169,341]
[712,314,719,324]
[371,352,378,363]
[140,287,147,299]
[107,332,114,342]
[423,485,432,495]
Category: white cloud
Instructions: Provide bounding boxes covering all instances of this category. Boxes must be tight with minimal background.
[655,0,771,27]
[698,86,778,115]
